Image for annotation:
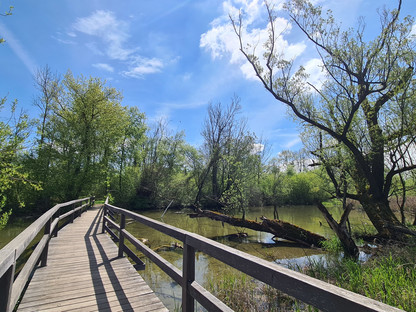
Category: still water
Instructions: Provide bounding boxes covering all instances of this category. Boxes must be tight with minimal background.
[124,205,369,310]
[0,205,370,310]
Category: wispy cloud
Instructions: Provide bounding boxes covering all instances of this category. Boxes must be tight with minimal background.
[71,10,164,78]
[0,21,37,75]
[93,63,114,72]
[73,10,132,61]
[122,57,163,78]
[283,136,302,149]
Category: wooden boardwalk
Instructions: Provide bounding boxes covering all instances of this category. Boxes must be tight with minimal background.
[17,207,168,312]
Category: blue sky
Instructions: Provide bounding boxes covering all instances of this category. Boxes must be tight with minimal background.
[1,0,415,157]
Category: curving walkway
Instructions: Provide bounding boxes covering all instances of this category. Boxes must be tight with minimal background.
[17,207,167,312]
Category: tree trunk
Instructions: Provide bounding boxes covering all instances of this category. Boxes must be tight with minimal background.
[189,210,326,247]
[273,205,279,220]
[413,209,416,226]
[361,198,404,239]
[316,202,359,259]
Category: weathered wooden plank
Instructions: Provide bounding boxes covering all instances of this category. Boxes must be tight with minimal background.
[123,229,182,283]
[18,284,154,311]
[16,207,166,312]
[10,234,50,308]
[21,278,147,305]
[23,274,147,297]
[189,281,233,312]
[63,292,165,312]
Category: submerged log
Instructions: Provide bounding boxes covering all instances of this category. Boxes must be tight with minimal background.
[189,210,326,247]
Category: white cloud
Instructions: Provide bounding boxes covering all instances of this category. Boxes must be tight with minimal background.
[200,0,307,80]
[411,24,416,37]
[303,58,325,90]
[122,57,164,78]
[93,63,114,72]
[251,142,265,154]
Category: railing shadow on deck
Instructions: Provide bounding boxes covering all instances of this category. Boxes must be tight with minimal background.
[0,196,94,312]
[102,199,404,312]
[84,206,134,311]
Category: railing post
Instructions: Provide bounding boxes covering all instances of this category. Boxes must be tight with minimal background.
[182,241,195,312]
[40,218,51,267]
[71,203,75,223]
[118,213,126,258]
[101,205,107,234]
[0,251,16,312]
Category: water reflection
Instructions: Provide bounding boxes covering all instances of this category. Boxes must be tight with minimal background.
[0,205,371,311]
[130,205,370,310]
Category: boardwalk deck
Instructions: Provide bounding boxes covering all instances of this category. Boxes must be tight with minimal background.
[17,207,168,312]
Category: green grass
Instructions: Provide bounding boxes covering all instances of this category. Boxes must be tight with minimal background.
[205,268,317,311]
[304,245,416,311]
[206,242,416,311]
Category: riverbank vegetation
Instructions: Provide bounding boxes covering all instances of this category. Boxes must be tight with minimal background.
[206,238,416,311]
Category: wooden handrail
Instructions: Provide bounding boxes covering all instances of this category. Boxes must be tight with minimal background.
[102,202,403,312]
[0,196,94,312]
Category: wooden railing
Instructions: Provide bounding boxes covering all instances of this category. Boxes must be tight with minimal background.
[0,197,94,312]
[102,201,403,312]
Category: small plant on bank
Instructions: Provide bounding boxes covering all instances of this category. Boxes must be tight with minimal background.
[304,245,416,311]
[320,237,343,253]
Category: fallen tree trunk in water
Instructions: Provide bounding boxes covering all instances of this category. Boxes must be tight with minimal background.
[189,210,326,247]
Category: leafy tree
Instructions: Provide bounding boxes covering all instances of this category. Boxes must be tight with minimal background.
[261,158,286,218]
[0,98,39,227]
[112,106,147,204]
[195,97,263,214]
[132,119,191,209]
[30,70,129,203]
[232,0,416,239]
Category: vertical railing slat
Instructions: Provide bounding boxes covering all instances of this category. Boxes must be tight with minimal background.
[40,219,51,267]
[182,241,195,312]
[0,251,16,312]
[118,213,125,258]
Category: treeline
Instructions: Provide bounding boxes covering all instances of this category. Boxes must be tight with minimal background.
[0,67,329,226]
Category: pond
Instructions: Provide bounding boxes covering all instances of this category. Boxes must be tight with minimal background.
[0,204,371,311]
[123,205,370,310]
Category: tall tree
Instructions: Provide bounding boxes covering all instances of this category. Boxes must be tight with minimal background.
[0,98,37,227]
[232,0,416,238]
[114,106,147,201]
[39,71,129,201]
[196,97,262,213]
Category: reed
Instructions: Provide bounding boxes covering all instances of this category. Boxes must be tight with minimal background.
[206,242,416,311]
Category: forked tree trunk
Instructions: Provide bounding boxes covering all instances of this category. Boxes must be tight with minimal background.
[316,202,359,259]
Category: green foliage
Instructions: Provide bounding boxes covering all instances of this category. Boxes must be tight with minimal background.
[28,70,129,206]
[261,164,329,207]
[320,237,343,253]
[0,97,40,224]
[304,247,416,311]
